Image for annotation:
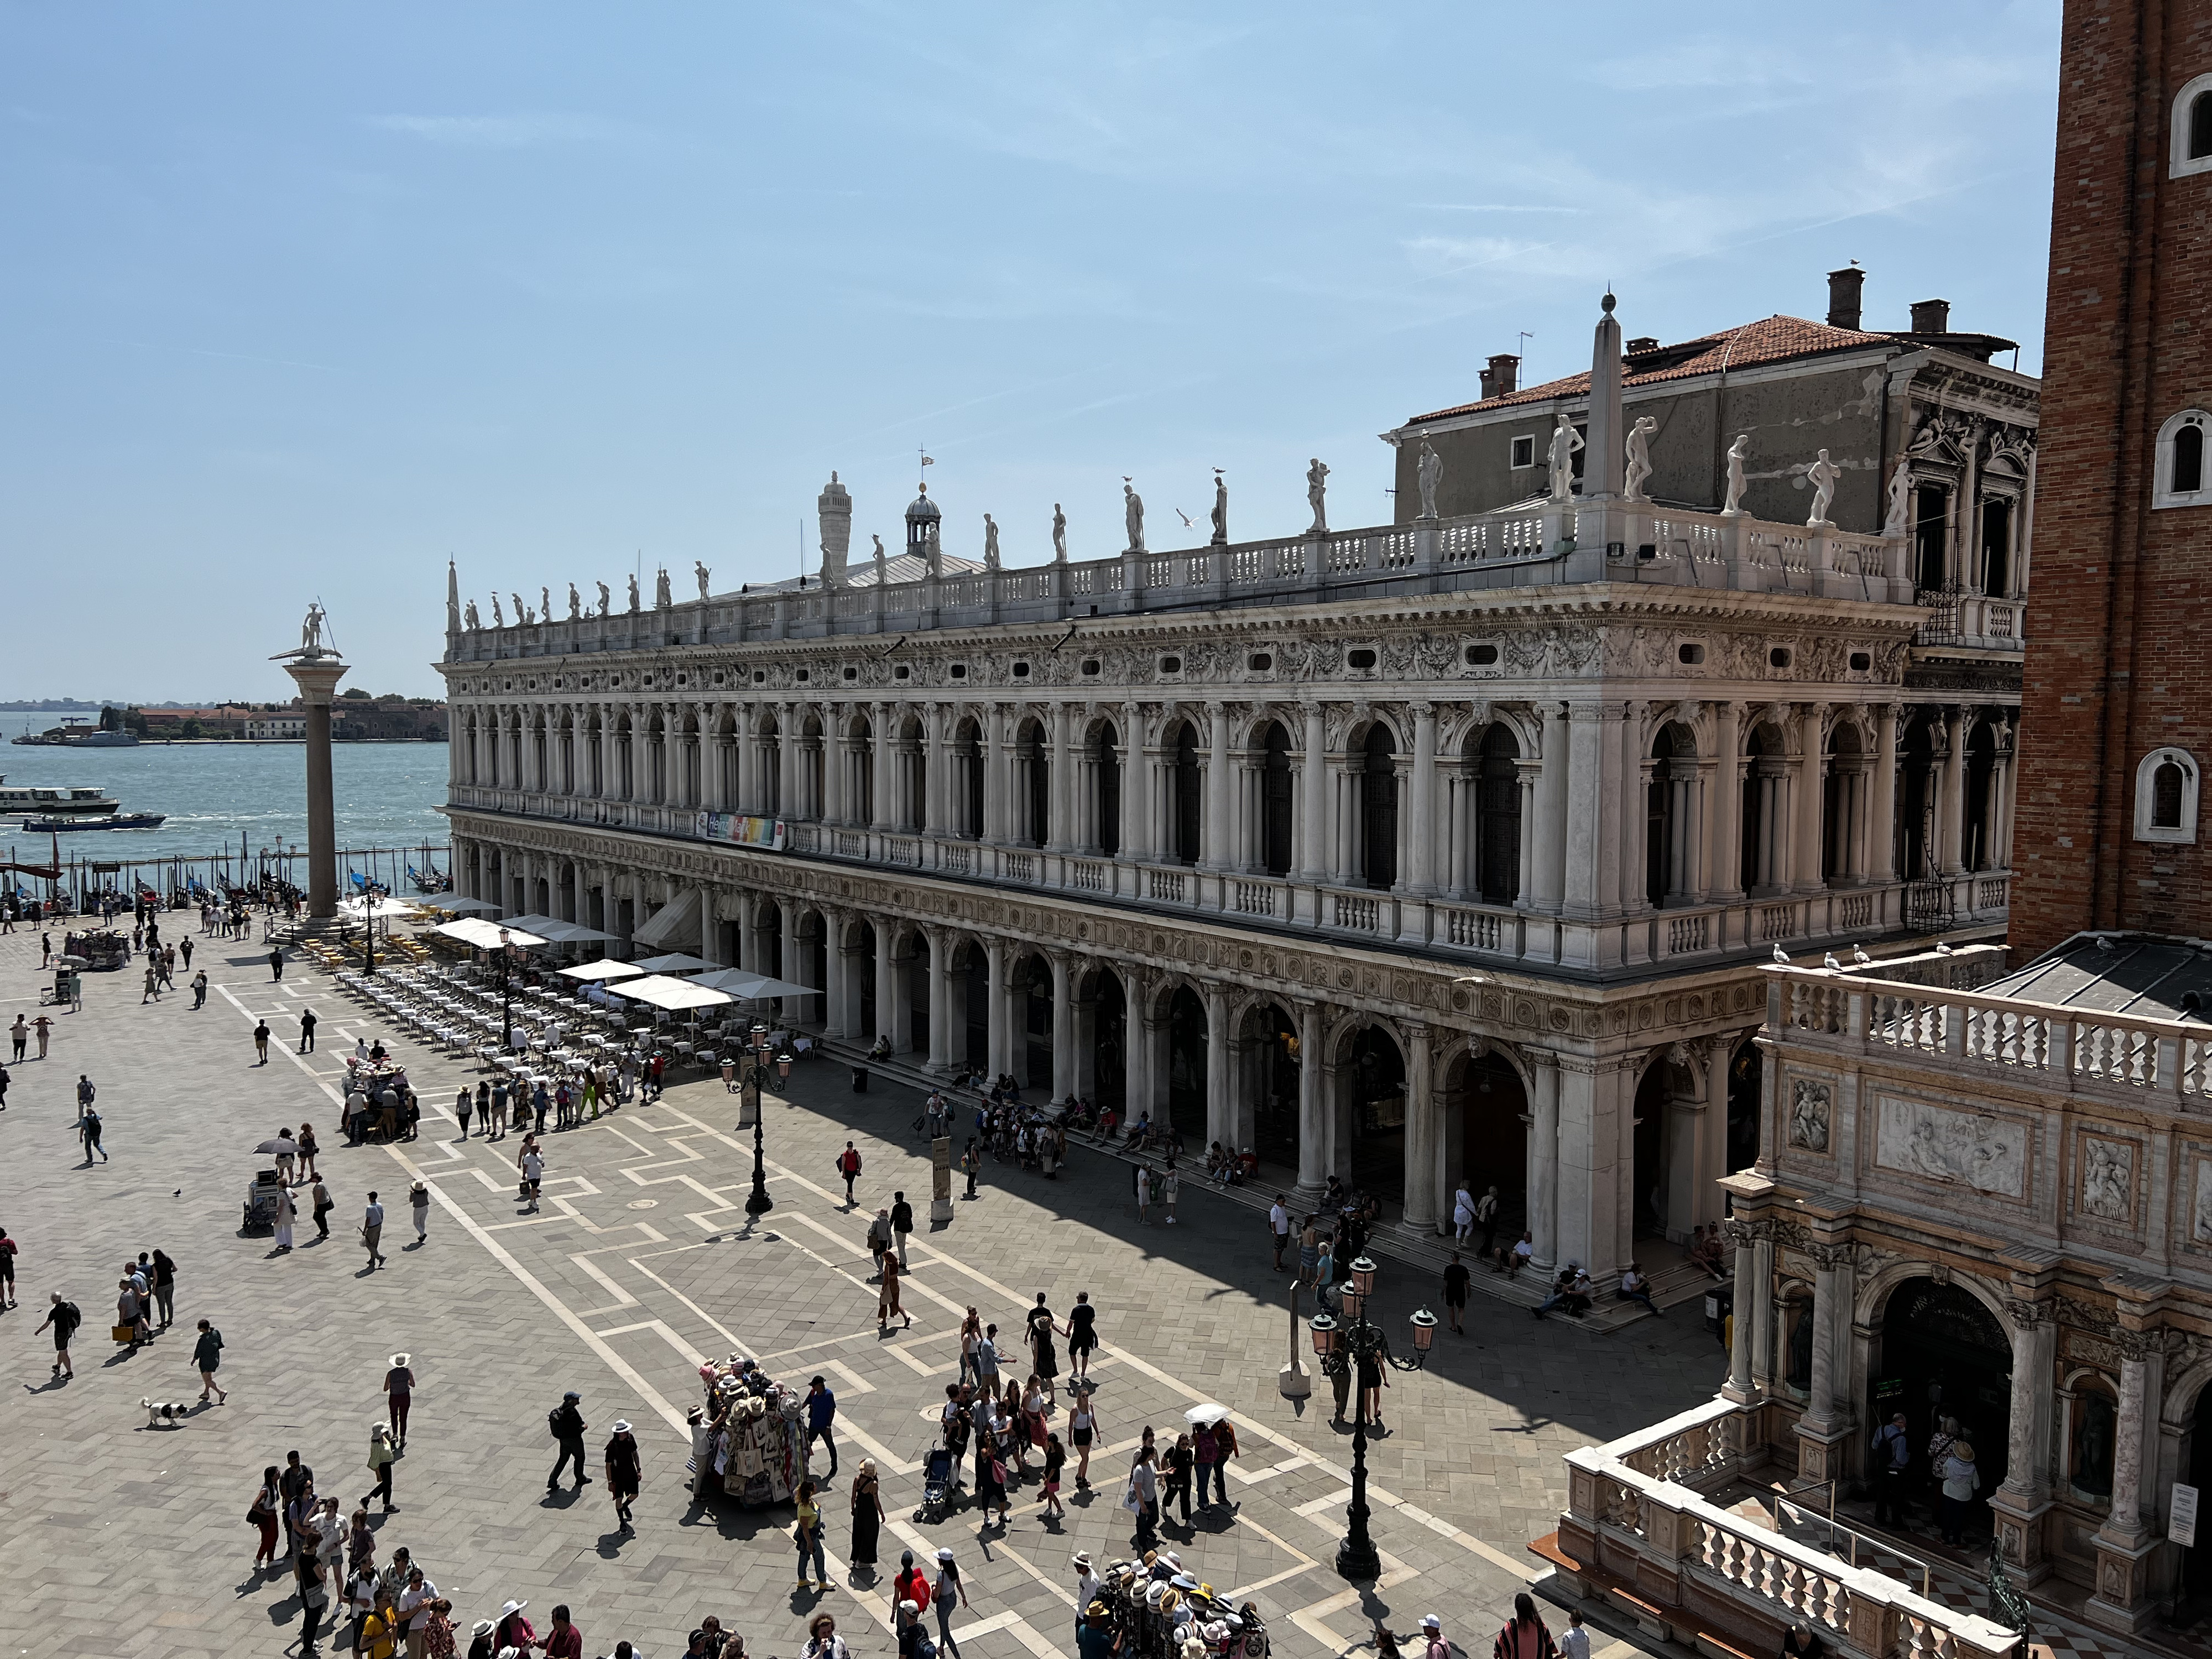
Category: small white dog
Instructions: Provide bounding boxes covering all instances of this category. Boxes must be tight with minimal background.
[142,1397,194,1428]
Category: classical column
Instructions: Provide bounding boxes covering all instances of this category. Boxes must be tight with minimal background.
[1723,1221,1759,1403]
[1046,702,1072,854]
[1402,1023,1439,1232]
[1561,705,1607,919]
[1295,1000,1326,1200]
[1531,704,1569,911]
[1118,701,1145,861]
[1749,1229,1778,1395]
[874,921,901,1051]
[1939,707,1966,875]
[1710,700,1744,902]
[1203,981,1231,1145]
[1297,703,1328,884]
[985,937,1012,1078]
[870,702,895,832]
[1202,702,1232,872]
[824,912,854,1039]
[1405,702,1438,895]
[1050,953,1077,1103]
[921,703,945,835]
[1990,1296,2058,1580]
[2090,1327,2163,1631]
[1794,703,1827,893]
[282,650,349,920]
[1527,1053,1559,1269]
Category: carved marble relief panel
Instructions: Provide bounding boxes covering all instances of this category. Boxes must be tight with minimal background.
[1872,1093,2029,1200]
[1785,1071,1835,1157]
[2070,1129,2140,1232]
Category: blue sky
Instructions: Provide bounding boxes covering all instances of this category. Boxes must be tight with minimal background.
[0,2,2060,703]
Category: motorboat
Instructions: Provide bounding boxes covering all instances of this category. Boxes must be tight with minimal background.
[0,786,120,816]
[26,811,165,832]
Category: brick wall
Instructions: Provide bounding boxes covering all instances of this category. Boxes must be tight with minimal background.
[2015,0,2212,956]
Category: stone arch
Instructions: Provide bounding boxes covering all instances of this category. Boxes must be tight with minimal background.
[1458,721,1523,904]
[1862,1270,2017,1499]
[1647,719,1699,907]
[1324,1013,1410,1199]
[1251,717,1296,878]
[1441,1036,1531,1245]
[1237,996,1304,1170]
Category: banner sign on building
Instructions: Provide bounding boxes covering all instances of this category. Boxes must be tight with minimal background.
[2173,1483,2199,1548]
[696,813,787,851]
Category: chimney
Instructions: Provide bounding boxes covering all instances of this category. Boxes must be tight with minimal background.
[1626,336,1659,354]
[1478,364,1497,400]
[1827,265,1864,330]
[1910,298,1952,335]
[1483,352,1520,399]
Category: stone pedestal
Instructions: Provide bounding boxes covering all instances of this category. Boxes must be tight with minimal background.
[282,656,349,920]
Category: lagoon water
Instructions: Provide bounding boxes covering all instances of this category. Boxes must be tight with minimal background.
[1,742,450,873]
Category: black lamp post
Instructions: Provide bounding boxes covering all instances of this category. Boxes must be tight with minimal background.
[1310,1255,1437,1582]
[742,1019,774,1218]
[363,888,380,976]
[496,927,517,1049]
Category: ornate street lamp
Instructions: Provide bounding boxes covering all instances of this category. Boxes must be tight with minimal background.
[742,1018,774,1218]
[363,888,382,976]
[496,926,518,1048]
[1311,1256,1436,1581]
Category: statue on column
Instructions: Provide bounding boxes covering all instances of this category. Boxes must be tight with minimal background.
[1883,455,1913,537]
[1415,440,1442,521]
[695,560,712,602]
[982,514,1000,570]
[1052,504,1068,562]
[1210,471,1228,545]
[1804,448,1841,526]
[1306,458,1330,535]
[626,573,641,613]
[1124,479,1146,552]
[300,603,327,655]
[1623,415,1658,502]
[463,598,481,631]
[1547,414,1584,503]
[1721,434,1752,515]
[596,581,611,617]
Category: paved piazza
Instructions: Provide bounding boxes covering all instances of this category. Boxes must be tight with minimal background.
[0,923,1721,1659]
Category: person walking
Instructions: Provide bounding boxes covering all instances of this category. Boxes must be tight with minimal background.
[272,1183,297,1253]
[270,945,285,982]
[891,1191,914,1269]
[78,1102,107,1164]
[149,1248,176,1327]
[1161,1167,1180,1225]
[189,969,208,1009]
[838,1141,862,1204]
[36,1291,79,1380]
[850,1459,884,1574]
[961,1137,980,1199]
[249,1466,284,1570]
[310,1176,333,1241]
[605,1419,641,1532]
[1494,1593,1559,1659]
[1134,1164,1150,1224]
[254,1019,271,1065]
[299,1008,317,1053]
[866,1208,894,1280]
[408,1182,430,1246]
[297,1548,331,1655]
[142,960,160,1004]
[793,1478,829,1590]
[1442,1251,1470,1335]
[362,1192,387,1270]
[878,1251,909,1331]
[806,1375,839,1477]
[32,1012,52,1057]
[932,1549,970,1658]
[192,1318,227,1403]
[548,1390,590,1489]
[1870,1411,1912,1528]
[363,1425,397,1513]
[296,1123,320,1183]
[180,935,193,971]
[1269,1195,1292,1270]
[0,1225,15,1308]
[1206,1415,1238,1507]
[1938,1441,1980,1546]
[1063,1291,1098,1379]
[385,1354,414,1449]
[1127,1446,1160,1551]
[520,1146,544,1212]
[9,1014,24,1061]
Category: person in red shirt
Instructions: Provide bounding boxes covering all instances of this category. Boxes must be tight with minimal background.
[538,1603,583,1658]
[893,1550,931,1616]
[838,1142,863,1204]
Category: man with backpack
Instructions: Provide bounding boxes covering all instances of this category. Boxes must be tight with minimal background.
[837,1141,863,1203]
[549,1390,591,1490]
[36,1290,79,1380]
[77,1095,107,1164]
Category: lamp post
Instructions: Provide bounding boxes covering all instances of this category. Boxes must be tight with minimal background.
[1310,1256,1437,1582]
[742,1019,774,1218]
[497,926,517,1050]
[363,888,380,976]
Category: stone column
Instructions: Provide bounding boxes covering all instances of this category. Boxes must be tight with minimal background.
[825,912,854,1039]
[926,929,956,1073]
[985,937,1013,1079]
[1723,1220,1759,1403]
[1794,703,1828,893]
[283,653,349,920]
[1297,703,1328,884]
[1793,1241,1858,1484]
[1532,703,1570,911]
[1749,1229,1778,1396]
[1990,1296,2058,1582]
[1050,953,1077,1103]
[1203,980,1231,1145]
[2089,1328,2164,1631]
[1939,707,1966,875]
[1405,702,1438,895]
[874,922,901,1051]
[1402,1023,1439,1231]
[1046,702,1072,854]
[1202,702,1232,871]
[872,702,896,832]
[1528,1052,1559,1269]
[1710,700,1744,902]
[1118,701,1146,862]
[1295,999,1326,1201]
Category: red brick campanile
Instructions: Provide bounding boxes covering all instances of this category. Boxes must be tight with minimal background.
[2014,0,2212,956]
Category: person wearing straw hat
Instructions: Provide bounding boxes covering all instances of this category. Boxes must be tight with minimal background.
[384,1354,415,1449]
[465,1616,497,1659]
[1937,1438,1980,1546]
[605,1420,642,1533]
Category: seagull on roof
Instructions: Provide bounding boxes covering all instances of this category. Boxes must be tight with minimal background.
[1824,952,1843,971]
[1772,943,1791,964]
[1853,943,1872,964]
[1936,941,1955,955]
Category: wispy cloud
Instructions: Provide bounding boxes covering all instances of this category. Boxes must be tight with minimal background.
[1408,203,1586,215]
[367,113,628,149]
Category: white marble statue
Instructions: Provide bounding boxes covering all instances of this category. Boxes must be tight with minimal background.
[872,534,888,578]
[1416,440,1442,521]
[1547,414,1584,503]
[1052,504,1067,562]
[596,581,611,617]
[1210,472,1228,545]
[491,593,505,628]
[1721,434,1751,515]
[512,593,529,626]
[538,586,549,625]
[463,599,481,631]
[982,514,1000,570]
[1623,415,1658,502]
[695,560,711,602]
[654,567,672,610]
[1124,479,1146,553]
[301,603,326,654]
[1306,457,1330,535]
[567,583,582,620]
[1884,455,1913,538]
[626,574,640,613]
[1805,448,1841,526]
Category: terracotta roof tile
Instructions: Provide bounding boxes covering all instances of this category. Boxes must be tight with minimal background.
[1406,314,1896,425]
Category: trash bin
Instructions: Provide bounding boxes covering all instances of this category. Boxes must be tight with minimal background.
[851,1066,869,1093]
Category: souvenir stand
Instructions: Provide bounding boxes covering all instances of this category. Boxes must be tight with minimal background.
[688,1355,807,1507]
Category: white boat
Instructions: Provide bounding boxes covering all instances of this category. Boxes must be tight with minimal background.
[0,786,120,817]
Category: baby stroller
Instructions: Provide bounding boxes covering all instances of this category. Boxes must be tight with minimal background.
[917,1444,954,1522]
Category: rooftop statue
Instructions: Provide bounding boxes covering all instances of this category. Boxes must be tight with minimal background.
[1052,504,1067,562]
[1211,472,1228,546]
[1623,416,1657,503]
[1306,457,1330,535]
[1721,434,1751,516]
[1805,448,1841,527]
[1124,480,1145,553]
[983,514,1000,570]
[1415,440,1442,521]
[695,560,711,602]
[1548,414,1584,503]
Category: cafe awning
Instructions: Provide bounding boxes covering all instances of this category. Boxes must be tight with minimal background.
[432,917,548,950]
[690,968,817,1000]
[416,893,501,914]
[610,974,734,1011]
[557,959,646,982]
[633,952,712,974]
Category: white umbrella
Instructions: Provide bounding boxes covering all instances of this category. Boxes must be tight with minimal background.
[633,952,712,974]
[254,1136,300,1157]
[1183,1402,1230,1427]
[611,974,734,1011]
[557,959,646,983]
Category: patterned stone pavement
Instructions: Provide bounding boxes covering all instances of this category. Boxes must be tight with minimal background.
[0,920,1723,1659]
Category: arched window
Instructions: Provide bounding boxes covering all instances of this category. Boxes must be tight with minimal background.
[2136,747,2200,843]
[2154,411,2210,509]
[2175,74,2212,177]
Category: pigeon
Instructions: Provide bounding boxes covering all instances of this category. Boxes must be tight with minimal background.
[1852,943,1872,964]
[1771,943,1791,964]
[1823,952,1843,971]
